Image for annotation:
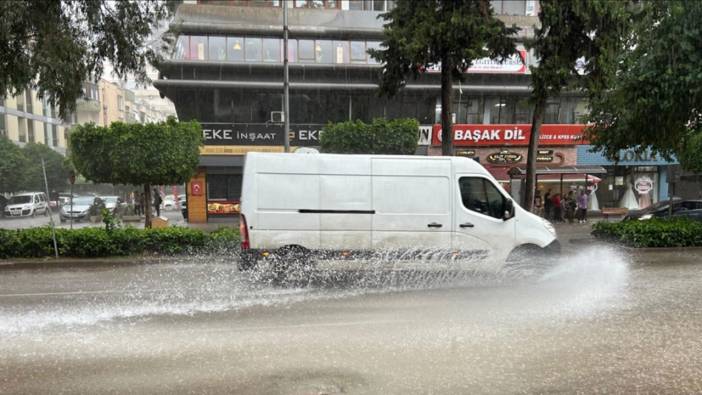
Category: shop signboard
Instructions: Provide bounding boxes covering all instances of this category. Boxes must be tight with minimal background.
[454,148,476,158]
[635,176,654,194]
[536,149,554,162]
[190,180,203,196]
[432,124,587,147]
[486,150,523,164]
[577,145,678,166]
[425,49,528,74]
[207,200,240,215]
[201,123,325,147]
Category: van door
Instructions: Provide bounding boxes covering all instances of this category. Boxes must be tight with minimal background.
[371,158,452,251]
[453,176,516,258]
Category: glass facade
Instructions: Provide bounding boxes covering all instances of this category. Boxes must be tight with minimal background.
[173,35,383,65]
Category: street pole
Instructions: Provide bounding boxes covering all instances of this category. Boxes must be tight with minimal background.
[283,1,290,153]
[41,159,59,259]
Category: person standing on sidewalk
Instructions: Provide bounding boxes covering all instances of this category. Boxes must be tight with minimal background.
[153,188,163,218]
[577,190,589,223]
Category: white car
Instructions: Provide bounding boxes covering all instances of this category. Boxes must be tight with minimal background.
[3,192,50,217]
[239,153,559,269]
[162,195,176,210]
[101,196,121,212]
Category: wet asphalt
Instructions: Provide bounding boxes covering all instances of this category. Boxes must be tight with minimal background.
[1,225,702,394]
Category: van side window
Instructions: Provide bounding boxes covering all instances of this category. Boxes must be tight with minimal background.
[459,177,506,219]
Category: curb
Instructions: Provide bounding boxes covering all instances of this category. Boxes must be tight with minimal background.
[0,256,182,270]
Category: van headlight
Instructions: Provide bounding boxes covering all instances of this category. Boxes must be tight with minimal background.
[543,219,557,237]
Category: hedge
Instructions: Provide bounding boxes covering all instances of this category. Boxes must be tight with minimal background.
[592,218,702,248]
[0,226,240,259]
[320,118,419,155]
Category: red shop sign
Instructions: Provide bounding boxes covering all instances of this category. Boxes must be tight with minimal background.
[191,180,204,196]
[432,124,588,147]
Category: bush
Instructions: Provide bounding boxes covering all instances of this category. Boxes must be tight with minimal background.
[0,226,240,259]
[320,118,419,155]
[592,218,702,247]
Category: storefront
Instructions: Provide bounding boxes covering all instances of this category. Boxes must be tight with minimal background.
[430,123,587,199]
[576,145,678,210]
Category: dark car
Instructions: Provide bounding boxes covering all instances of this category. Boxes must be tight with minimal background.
[624,199,702,221]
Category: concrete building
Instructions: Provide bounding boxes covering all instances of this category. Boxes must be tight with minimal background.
[154,0,678,222]
[0,88,70,154]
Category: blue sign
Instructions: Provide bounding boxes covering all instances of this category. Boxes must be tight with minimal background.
[577,145,678,166]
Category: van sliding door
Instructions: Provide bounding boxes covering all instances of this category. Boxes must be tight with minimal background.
[371,158,452,251]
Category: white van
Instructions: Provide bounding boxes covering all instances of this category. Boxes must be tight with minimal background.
[239,153,558,267]
[3,192,50,218]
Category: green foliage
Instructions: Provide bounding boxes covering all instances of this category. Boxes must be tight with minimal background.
[0,227,241,259]
[592,218,702,248]
[0,137,29,193]
[70,118,203,187]
[321,118,419,155]
[0,0,177,118]
[21,142,72,192]
[588,1,702,171]
[369,0,518,155]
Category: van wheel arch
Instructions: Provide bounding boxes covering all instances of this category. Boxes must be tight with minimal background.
[506,243,546,262]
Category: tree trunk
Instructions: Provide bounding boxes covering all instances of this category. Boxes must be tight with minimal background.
[524,96,546,211]
[440,55,454,156]
[144,183,152,228]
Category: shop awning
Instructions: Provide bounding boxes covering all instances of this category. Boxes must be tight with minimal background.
[508,165,607,177]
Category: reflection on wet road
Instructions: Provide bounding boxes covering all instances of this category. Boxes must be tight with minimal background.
[1,246,702,393]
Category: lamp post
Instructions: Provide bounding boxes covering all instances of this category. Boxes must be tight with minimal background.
[283,2,290,153]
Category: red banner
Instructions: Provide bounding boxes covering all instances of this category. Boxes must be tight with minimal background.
[432,124,588,147]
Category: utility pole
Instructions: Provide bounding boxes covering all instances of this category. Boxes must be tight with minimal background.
[42,158,59,259]
[283,1,290,153]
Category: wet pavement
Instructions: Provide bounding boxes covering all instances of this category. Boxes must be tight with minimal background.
[1,235,702,393]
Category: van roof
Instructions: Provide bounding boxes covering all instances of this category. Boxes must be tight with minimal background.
[245,152,491,176]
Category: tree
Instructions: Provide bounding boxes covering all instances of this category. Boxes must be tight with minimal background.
[0,137,28,193]
[588,1,702,173]
[21,143,71,193]
[321,118,419,155]
[368,0,518,156]
[523,0,630,210]
[0,0,176,118]
[70,118,202,227]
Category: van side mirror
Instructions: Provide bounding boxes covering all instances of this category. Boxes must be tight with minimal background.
[503,199,515,221]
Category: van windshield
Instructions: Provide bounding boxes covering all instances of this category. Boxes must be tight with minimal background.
[8,196,31,204]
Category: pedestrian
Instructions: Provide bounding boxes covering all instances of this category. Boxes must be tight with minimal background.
[534,190,543,216]
[577,190,589,223]
[544,189,553,220]
[565,191,576,224]
[552,193,563,222]
[153,188,163,217]
[133,190,142,216]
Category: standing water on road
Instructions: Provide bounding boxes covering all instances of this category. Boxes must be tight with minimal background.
[0,246,630,336]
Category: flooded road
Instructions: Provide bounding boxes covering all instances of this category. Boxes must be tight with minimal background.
[1,245,701,394]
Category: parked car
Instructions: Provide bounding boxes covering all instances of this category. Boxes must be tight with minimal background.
[624,199,702,221]
[239,153,559,268]
[59,196,96,223]
[58,193,75,207]
[3,192,50,217]
[162,195,176,210]
[101,196,122,212]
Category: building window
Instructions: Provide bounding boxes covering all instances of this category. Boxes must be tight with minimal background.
[25,90,33,114]
[18,118,27,142]
[298,39,315,62]
[16,90,25,112]
[515,97,531,123]
[287,39,298,62]
[366,41,382,64]
[544,102,560,123]
[51,124,58,147]
[262,38,281,62]
[333,41,349,64]
[190,36,208,60]
[208,36,227,61]
[0,113,6,138]
[227,37,245,61]
[27,119,35,143]
[118,95,124,111]
[245,37,262,61]
[44,122,50,146]
[315,40,332,63]
[490,0,527,16]
[350,41,366,63]
[174,36,189,60]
